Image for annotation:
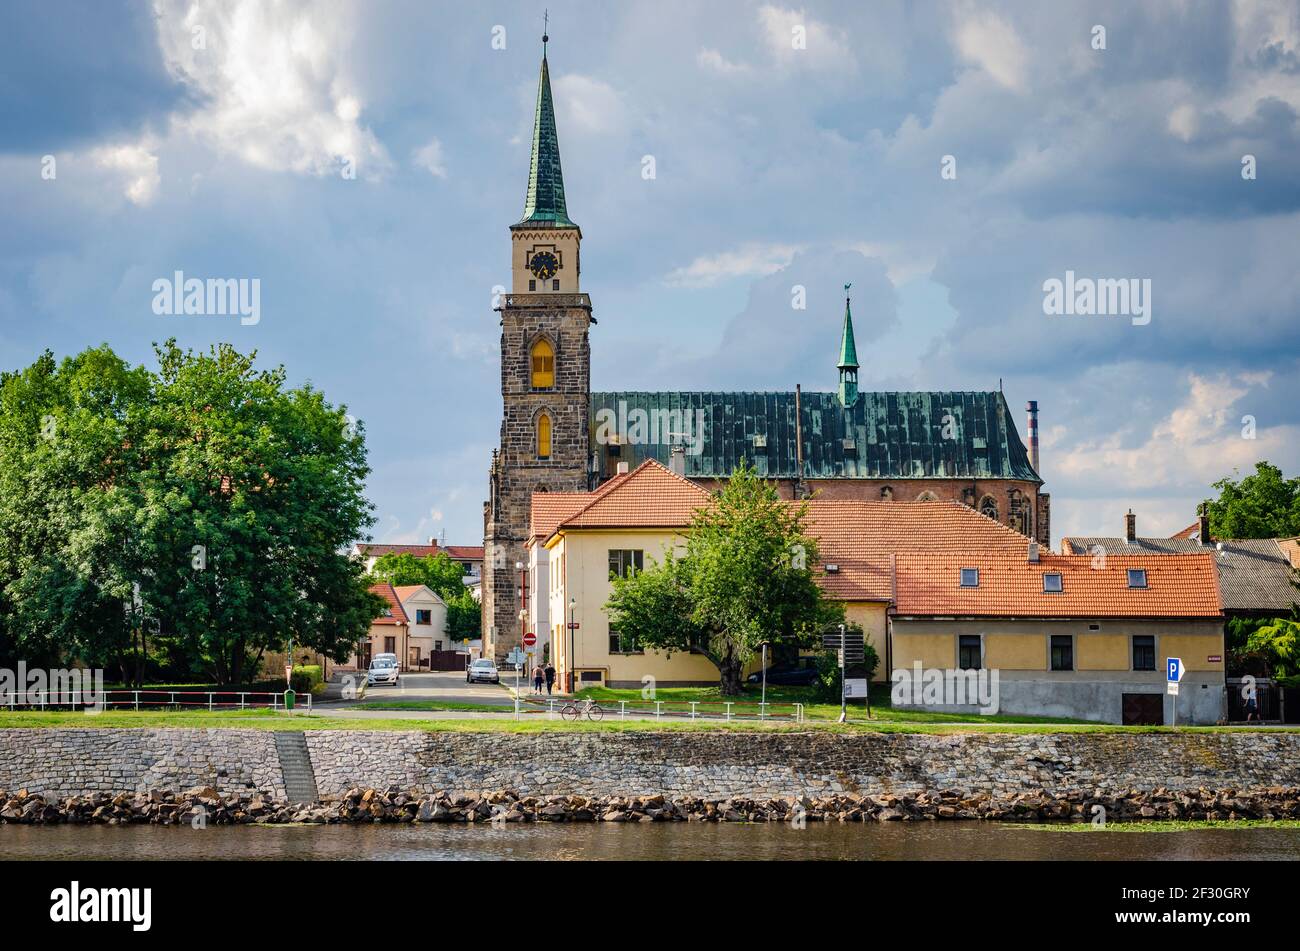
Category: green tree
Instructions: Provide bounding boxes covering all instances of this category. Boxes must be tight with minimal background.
[0,341,383,686]
[370,551,467,602]
[1206,462,1300,539]
[606,460,827,695]
[445,589,482,644]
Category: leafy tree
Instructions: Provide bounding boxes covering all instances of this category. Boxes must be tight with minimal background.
[446,589,482,644]
[1206,462,1300,539]
[370,551,468,602]
[1247,619,1300,679]
[0,341,382,686]
[606,460,827,695]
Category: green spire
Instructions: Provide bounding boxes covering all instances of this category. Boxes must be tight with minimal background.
[519,35,576,228]
[838,284,859,407]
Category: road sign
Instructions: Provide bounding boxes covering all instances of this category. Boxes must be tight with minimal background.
[522,631,537,647]
[843,678,868,699]
[1207,654,1222,663]
[567,622,580,630]
[1167,681,1180,696]
[506,648,527,666]
[1167,657,1184,683]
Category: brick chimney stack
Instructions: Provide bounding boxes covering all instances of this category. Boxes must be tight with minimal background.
[1025,400,1040,474]
[1197,502,1211,546]
[1125,509,1137,543]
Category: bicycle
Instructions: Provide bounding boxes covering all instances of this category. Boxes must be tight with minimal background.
[561,696,604,721]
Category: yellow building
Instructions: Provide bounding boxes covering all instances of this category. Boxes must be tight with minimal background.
[526,459,1045,691]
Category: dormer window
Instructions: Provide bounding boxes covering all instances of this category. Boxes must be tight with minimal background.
[1043,573,1063,593]
[960,567,979,588]
[1127,569,1148,588]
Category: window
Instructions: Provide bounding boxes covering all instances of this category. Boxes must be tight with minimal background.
[536,412,552,459]
[530,338,555,388]
[608,625,642,654]
[960,567,980,588]
[609,549,644,580]
[1127,569,1148,588]
[384,636,395,654]
[416,609,432,625]
[1050,635,1074,671]
[528,279,536,291]
[552,279,560,291]
[1132,635,1156,671]
[880,486,893,500]
[1043,573,1063,593]
[434,640,443,651]
[958,635,982,670]
[917,491,939,501]
[979,495,1000,520]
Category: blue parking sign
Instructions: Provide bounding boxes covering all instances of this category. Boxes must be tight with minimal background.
[1167,657,1183,683]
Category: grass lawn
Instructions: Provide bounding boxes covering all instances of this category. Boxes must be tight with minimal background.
[1012,819,1300,833]
[348,700,513,713]
[571,683,1101,725]
[0,709,1295,734]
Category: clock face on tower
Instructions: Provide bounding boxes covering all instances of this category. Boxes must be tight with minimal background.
[529,250,560,281]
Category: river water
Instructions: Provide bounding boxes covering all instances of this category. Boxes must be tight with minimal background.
[2,822,1298,860]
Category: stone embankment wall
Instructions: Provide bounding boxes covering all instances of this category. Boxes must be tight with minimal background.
[1,728,1297,802]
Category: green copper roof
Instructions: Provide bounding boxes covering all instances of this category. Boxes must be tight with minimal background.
[590,390,1042,482]
[837,295,859,370]
[519,47,576,228]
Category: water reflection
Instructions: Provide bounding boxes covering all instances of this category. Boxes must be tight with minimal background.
[2,822,1298,861]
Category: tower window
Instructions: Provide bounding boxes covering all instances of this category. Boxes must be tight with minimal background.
[537,413,552,459]
[979,495,1000,520]
[552,279,560,291]
[529,279,536,291]
[530,338,555,388]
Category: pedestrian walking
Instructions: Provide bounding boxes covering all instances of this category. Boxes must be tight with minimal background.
[544,663,556,696]
[532,664,544,695]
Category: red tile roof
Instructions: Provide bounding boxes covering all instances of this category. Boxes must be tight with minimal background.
[807,500,1034,601]
[369,582,409,624]
[357,543,484,561]
[893,551,1222,618]
[549,460,713,537]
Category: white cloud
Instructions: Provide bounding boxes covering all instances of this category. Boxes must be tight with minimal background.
[1052,373,1295,492]
[91,141,161,205]
[150,0,389,178]
[412,138,447,178]
[953,11,1028,92]
[552,74,625,135]
[665,242,804,287]
[697,48,750,76]
[757,5,855,73]
[1167,103,1198,141]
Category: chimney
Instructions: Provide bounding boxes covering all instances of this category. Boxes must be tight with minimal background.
[1025,401,1040,474]
[669,445,686,478]
[1124,509,1136,543]
[616,461,630,475]
[1027,541,1039,563]
[1197,502,1211,546]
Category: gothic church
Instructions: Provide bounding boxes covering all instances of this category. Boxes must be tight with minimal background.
[483,39,1049,660]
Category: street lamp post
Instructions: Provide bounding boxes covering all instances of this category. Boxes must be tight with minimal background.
[568,597,576,694]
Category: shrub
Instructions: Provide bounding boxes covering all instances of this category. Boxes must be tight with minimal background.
[290,665,324,697]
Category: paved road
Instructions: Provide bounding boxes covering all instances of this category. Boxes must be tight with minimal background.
[319,670,517,708]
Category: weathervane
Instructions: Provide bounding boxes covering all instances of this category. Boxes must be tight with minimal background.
[543,9,549,45]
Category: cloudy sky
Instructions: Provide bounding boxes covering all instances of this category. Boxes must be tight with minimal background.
[2,0,1298,547]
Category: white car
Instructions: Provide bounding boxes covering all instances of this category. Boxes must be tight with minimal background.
[367,654,400,686]
[466,658,500,684]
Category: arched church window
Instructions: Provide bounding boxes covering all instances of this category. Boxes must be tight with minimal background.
[979,495,1000,520]
[530,338,555,389]
[916,491,938,502]
[537,413,552,459]
[880,486,894,500]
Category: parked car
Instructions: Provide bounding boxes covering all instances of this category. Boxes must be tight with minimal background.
[747,658,819,687]
[367,654,400,687]
[466,658,500,684]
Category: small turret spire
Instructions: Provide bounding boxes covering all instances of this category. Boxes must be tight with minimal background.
[837,284,859,407]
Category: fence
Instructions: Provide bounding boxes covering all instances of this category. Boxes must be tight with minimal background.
[2,689,310,713]
[517,696,805,722]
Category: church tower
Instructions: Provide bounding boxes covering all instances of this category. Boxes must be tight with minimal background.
[483,32,593,661]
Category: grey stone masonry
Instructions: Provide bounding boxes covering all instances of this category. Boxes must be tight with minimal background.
[0,728,285,799]
[4,729,1297,803]
[483,294,592,661]
[302,729,1300,800]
